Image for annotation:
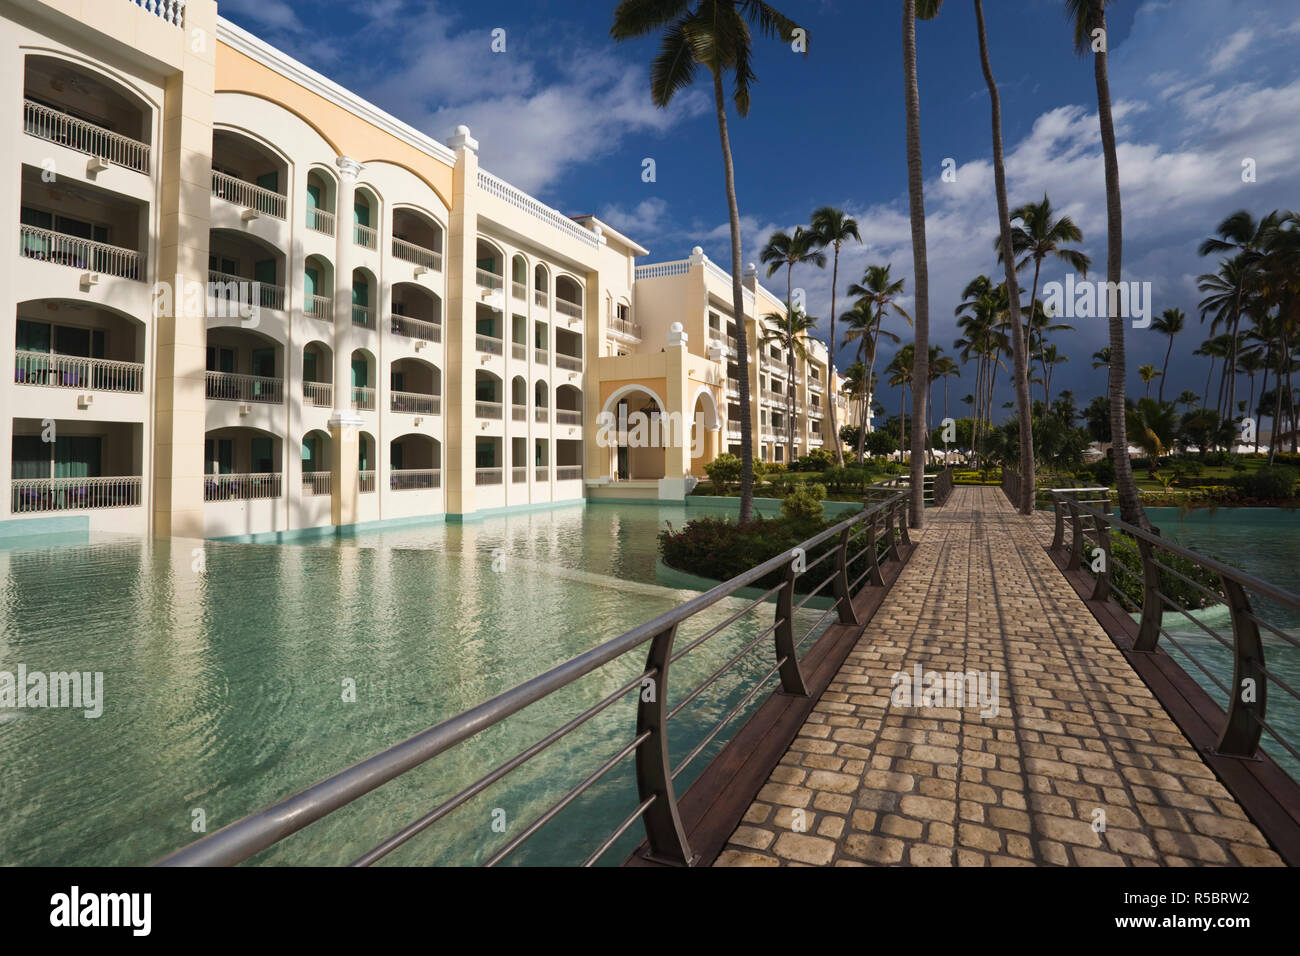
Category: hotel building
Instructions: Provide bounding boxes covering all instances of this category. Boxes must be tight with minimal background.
[1,0,861,540]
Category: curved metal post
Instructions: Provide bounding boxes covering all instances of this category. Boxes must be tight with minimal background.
[1134,536,1163,652]
[774,560,810,697]
[1089,510,1112,602]
[1066,500,1084,571]
[1051,493,1066,551]
[1215,577,1267,758]
[634,624,693,865]
[833,526,861,626]
[895,498,912,548]
[865,513,885,586]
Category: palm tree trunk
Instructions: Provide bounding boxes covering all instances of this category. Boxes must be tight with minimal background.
[1256,361,1269,454]
[977,0,1034,513]
[1092,1,1148,529]
[787,353,796,466]
[860,314,883,464]
[712,70,754,524]
[1159,333,1173,403]
[1204,356,1215,411]
[903,0,930,528]
[828,244,844,465]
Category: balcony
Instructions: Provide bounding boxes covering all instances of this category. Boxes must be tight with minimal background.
[211,170,286,220]
[14,351,144,393]
[476,335,503,356]
[209,270,286,312]
[128,0,185,27]
[535,348,548,365]
[511,466,527,483]
[476,269,502,292]
[11,476,142,513]
[512,404,526,421]
[20,225,142,280]
[354,224,378,250]
[302,472,331,496]
[512,343,526,361]
[359,470,377,494]
[204,473,282,502]
[392,237,442,272]
[555,298,582,320]
[535,408,549,423]
[534,290,549,310]
[556,410,583,426]
[512,280,527,300]
[303,381,332,408]
[476,400,503,420]
[306,207,335,236]
[205,371,283,404]
[808,379,825,394]
[23,99,150,174]
[607,317,642,341]
[536,466,549,482]
[725,379,740,398]
[391,469,440,491]
[727,423,741,440]
[351,387,376,412]
[476,468,503,486]
[555,354,582,372]
[556,466,582,481]
[391,391,440,415]
[391,314,442,343]
[305,294,333,322]
[809,406,824,419]
[352,305,375,331]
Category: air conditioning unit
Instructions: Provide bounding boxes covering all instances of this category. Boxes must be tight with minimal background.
[78,394,94,409]
[80,272,100,290]
[241,208,261,222]
[86,156,109,175]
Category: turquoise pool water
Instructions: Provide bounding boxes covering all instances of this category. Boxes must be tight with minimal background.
[0,501,836,866]
[1143,507,1300,780]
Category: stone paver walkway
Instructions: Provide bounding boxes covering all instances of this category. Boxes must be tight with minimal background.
[716,486,1283,867]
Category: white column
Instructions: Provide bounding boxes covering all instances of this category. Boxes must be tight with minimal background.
[330,156,365,526]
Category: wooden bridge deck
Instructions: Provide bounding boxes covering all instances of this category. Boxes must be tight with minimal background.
[714,485,1284,867]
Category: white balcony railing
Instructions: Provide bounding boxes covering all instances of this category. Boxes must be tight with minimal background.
[359,470,377,494]
[14,350,144,393]
[303,381,332,407]
[391,468,440,491]
[511,466,527,483]
[512,280,527,300]
[555,354,582,372]
[204,473,281,502]
[352,305,374,330]
[11,476,142,513]
[302,472,331,496]
[535,348,548,365]
[306,207,335,236]
[391,391,440,415]
[512,343,527,361]
[556,466,583,481]
[536,467,549,482]
[354,223,378,250]
[535,408,549,423]
[512,404,527,421]
[476,335,503,356]
[555,410,582,426]
[20,225,142,280]
[23,99,150,174]
[390,314,442,342]
[534,290,549,310]
[305,293,333,322]
[555,298,582,320]
[352,386,376,411]
[476,400,503,420]
[476,468,503,486]
[211,169,286,220]
[127,0,186,28]
[205,371,283,404]
[208,270,286,312]
[607,317,642,340]
[392,237,442,272]
[476,268,502,291]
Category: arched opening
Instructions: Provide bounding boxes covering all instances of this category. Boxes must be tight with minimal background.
[511,254,528,299]
[305,167,337,236]
[390,357,441,415]
[555,384,583,426]
[303,253,334,322]
[601,387,667,481]
[351,266,377,330]
[391,281,442,340]
[534,264,550,309]
[205,327,283,403]
[555,274,583,320]
[690,388,723,476]
[301,429,332,495]
[350,348,376,411]
[475,239,505,334]
[14,299,145,393]
[390,434,440,489]
[475,370,503,419]
[534,379,549,423]
[203,427,282,499]
[353,186,379,250]
[209,227,287,312]
[358,432,377,493]
[302,340,333,408]
[22,55,152,174]
[510,375,527,420]
[392,207,443,270]
[211,128,288,220]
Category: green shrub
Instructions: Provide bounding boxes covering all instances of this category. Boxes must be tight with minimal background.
[863,431,899,458]
[703,453,742,495]
[1086,458,1115,486]
[1231,465,1299,500]
[781,483,826,523]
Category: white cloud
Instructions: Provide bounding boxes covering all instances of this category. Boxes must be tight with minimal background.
[1207,28,1254,74]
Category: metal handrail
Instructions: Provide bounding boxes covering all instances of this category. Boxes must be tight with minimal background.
[157,489,910,867]
[1049,489,1300,766]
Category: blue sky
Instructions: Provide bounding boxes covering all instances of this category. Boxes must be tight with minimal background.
[219,0,1300,413]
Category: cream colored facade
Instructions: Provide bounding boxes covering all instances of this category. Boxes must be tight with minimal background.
[0,0,858,539]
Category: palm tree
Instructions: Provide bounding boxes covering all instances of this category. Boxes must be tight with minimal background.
[1198,210,1279,416]
[1150,307,1185,403]
[612,0,805,526]
[761,226,825,319]
[1138,364,1161,399]
[1040,343,1067,407]
[1066,0,1147,528]
[1026,298,1074,407]
[810,206,861,465]
[903,0,944,526]
[1176,389,1200,413]
[760,307,817,465]
[1091,347,1111,371]
[1197,255,1256,418]
[847,264,911,452]
[887,344,916,453]
[975,0,1032,512]
[842,300,900,463]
